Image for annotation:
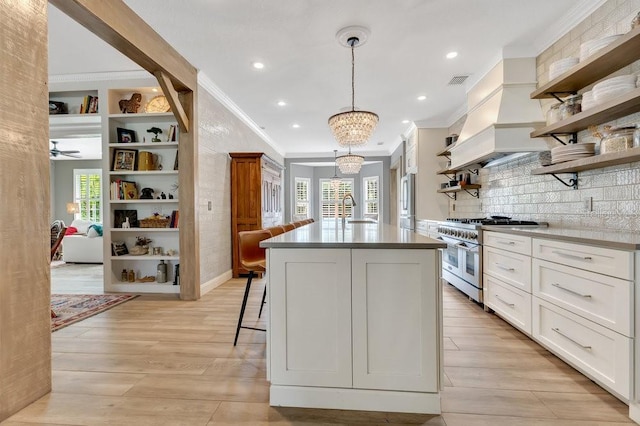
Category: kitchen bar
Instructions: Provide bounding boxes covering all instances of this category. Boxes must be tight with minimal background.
[261,219,446,414]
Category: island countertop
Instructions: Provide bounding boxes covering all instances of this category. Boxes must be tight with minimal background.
[260,220,446,249]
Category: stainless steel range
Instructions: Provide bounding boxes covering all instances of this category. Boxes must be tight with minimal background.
[438,217,543,304]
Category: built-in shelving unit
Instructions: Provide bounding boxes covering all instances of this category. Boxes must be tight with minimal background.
[530,25,640,189]
[106,87,180,293]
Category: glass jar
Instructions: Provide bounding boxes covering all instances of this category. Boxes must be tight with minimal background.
[600,126,636,154]
[559,94,582,120]
[546,103,562,125]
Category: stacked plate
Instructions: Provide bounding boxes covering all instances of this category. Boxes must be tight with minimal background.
[593,74,637,104]
[551,143,596,164]
[581,90,595,111]
[549,57,578,80]
[579,34,622,61]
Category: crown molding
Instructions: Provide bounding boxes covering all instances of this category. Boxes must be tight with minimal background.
[533,0,609,54]
[197,72,285,157]
[48,70,151,83]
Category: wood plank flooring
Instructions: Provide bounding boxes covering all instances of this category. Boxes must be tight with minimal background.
[2,277,635,425]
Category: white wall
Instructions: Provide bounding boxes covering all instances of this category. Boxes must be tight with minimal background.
[51,159,101,224]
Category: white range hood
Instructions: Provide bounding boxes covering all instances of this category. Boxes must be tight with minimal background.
[450,58,547,169]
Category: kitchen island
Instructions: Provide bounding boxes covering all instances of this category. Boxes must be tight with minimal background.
[261,219,446,414]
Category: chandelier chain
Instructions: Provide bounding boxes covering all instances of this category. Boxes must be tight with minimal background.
[351,42,355,111]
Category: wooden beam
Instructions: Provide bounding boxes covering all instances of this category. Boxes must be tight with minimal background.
[154,71,189,133]
[49,0,197,92]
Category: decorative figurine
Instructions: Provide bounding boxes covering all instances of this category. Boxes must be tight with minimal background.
[147,127,163,142]
[160,192,166,199]
[119,93,142,114]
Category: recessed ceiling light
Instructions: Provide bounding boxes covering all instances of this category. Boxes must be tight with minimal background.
[292,123,300,128]
[152,88,159,92]
[252,62,265,69]
[446,51,458,59]
[417,95,427,101]
[377,141,384,145]
[277,101,287,107]
[402,120,410,124]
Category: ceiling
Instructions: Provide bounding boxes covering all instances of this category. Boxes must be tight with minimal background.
[48,0,605,160]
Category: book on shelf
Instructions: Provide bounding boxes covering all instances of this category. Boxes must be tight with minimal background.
[170,210,179,228]
[110,179,138,200]
[80,95,98,114]
[167,124,178,142]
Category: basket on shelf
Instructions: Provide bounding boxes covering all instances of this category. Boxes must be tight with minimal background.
[139,218,170,228]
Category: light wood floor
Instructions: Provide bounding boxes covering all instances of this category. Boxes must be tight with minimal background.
[2,278,635,425]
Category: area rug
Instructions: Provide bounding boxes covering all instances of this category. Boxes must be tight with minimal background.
[51,294,137,332]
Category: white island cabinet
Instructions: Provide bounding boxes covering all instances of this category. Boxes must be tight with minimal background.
[262,220,446,414]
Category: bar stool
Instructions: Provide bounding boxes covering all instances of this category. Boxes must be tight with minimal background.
[233,229,272,346]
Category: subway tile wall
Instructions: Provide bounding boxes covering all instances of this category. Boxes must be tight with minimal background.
[449,0,640,231]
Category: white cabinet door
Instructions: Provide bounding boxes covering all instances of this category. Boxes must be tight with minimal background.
[269,249,352,388]
[533,298,632,400]
[484,246,532,292]
[351,249,439,392]
[484,274,532,336]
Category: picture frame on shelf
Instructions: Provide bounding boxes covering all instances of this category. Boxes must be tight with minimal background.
[113,149,137,171]
[116,127,137,143]
[114,209,138,228]
[111,241,129,256]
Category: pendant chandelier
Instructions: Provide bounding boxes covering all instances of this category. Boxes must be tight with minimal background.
[330,150,342,190]
[336,146,364,175]
[328,28,378,147]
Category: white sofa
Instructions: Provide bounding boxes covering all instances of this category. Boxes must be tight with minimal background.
[62,219,104,263]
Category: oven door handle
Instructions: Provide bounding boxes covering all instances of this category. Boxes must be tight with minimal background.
[457,244,478,253]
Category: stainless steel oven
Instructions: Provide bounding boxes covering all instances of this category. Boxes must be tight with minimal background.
[439,231,481,302]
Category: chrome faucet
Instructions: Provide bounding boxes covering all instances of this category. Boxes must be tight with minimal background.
[341,193,356,225]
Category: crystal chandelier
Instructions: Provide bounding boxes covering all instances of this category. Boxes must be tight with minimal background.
[330,150,342,190]
[328,34,378,147]
[336,146,364,175]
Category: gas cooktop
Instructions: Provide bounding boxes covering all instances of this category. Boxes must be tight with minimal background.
[445,217,540,226]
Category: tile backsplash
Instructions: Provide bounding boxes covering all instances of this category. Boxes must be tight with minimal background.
[449,0,640,231]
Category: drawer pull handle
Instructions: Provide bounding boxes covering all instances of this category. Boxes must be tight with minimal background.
[552,327,592,350]
[495,294,515,308]
[494,263,515,272]
[497,241,516,246]
[551,283,592,298]
[551,250,593,261]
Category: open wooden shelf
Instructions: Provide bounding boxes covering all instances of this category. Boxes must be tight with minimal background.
[532,146,640,175]
[530,87,640,138]
[437,184,481,194]
[436,147,452,157]
[531,26,640,99]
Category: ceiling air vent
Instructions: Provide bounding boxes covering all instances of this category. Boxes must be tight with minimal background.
[448,75,469,85]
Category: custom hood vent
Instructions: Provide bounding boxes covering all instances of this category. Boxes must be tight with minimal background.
[450,58,546,169]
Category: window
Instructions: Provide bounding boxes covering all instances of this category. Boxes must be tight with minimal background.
[73,169,102,223]
[294,177,310,219]
[363,176,379,221]
[320,178,354,218]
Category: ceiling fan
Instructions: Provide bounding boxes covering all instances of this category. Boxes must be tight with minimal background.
[50,140,81,158]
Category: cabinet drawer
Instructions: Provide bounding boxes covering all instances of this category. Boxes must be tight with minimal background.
[483,246,531,292]
[532,238,632,280]
[532,298,632,399]
[532,259,633,337]
[484,231,531,256]
[484,274,531,336]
